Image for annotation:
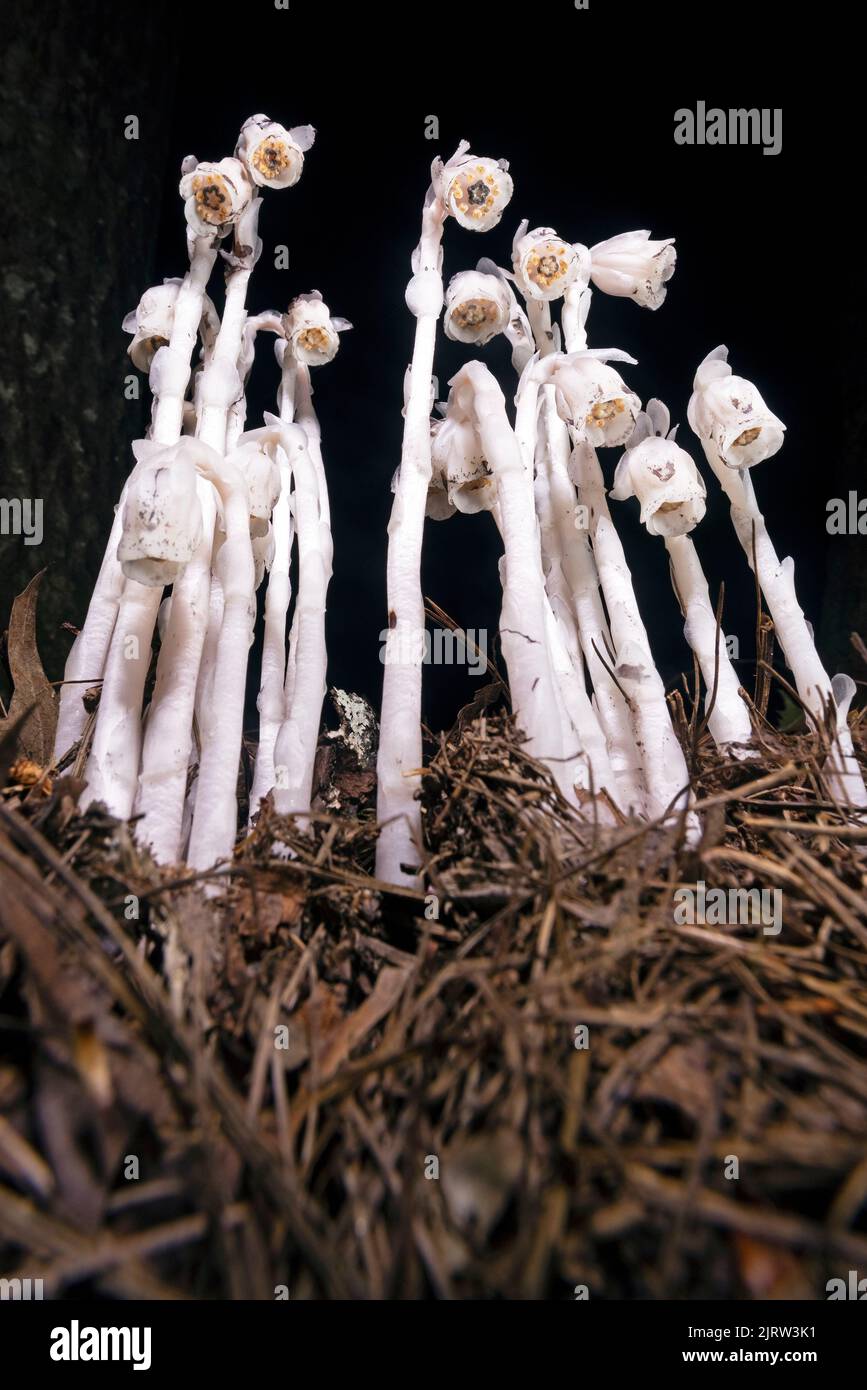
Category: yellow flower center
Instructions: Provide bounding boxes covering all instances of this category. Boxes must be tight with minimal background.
[298,326,331,354]
[733,426,762,446]
[526,245,569,290]
[192,174,230,223]
[450,166,498,221]
[586,398,625,428]
[253,137,291,179]
[452,298,497,330]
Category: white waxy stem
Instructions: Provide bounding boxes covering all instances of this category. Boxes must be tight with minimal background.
[376,191,446,886]
[133,204,261,858]
[458,360,571,796]
[132,469,219,863]
[55,238,218,763]
[80,236,219,814]
[665,534,753,748]
[702,449,867,806]
[559,288,693,825]
[249,455,294,820]
[186,452,256,869]
[271,422,332,817]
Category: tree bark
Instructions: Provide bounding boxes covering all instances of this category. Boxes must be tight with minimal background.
[0,0,178,696]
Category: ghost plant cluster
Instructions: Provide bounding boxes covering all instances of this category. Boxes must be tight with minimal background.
[54,115,351,870]
[377,143,866,885]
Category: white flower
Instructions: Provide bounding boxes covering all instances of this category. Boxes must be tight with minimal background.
[428,389,494,517]
[118,439,207,586]
[687,346,785,469]
[543,349,641,447]
[512,222,591,302]
[228,440,281,537]
[437,143,513,232]
[252,524,276,588]
[590,230,676,310]
[611,400,706,537]
[235,113,315,189]
[282,291,352,366]
[443,269,511,345]
[122,280,218,373]
[179,156,253,238]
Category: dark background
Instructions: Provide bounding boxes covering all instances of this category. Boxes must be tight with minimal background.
[2,0,862,734]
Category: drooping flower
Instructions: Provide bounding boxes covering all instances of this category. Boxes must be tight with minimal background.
[542,349,642,447]
[179,156,253,238]
[117,439,207,586]
[590,230,676,310]
[122,280,218,373]
[282,292,352,366]
[437,143,513,232]
[428,389,494,517]
[235,113,316,189]
[687,345,785,469]
[611,399,706,537]
[228,438,282,537]
[443,269,511,345]
[512,222,591,302]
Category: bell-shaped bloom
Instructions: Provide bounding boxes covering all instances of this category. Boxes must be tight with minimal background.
[512,222,591,302]
[235,113,315,189]
[228,440,281,537]
[122,280,218,373]
[542,348,641,447]
[437,142,513,232]
[117,438,208,586]
[179,156,253,238]
[429,392,495,517]
[443,269,511,345]
[611,399,706,537]
[282,291,352,366]
[687,345,785,469]
[590,230,676,310]
[252,524,276,589]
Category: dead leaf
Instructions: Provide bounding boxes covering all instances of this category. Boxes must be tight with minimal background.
[2,571,57,764]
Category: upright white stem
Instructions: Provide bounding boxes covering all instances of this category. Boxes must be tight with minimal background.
[249,458,293,818]
[705,449,867,806]
[186,456,256,869]
[376,195,446,885]
[272,426,332,817]
[665,533,753,749]
[81,237,218,816]
[464,361,571,798]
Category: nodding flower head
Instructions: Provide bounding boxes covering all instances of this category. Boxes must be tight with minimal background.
[179,156,254,238]
[236,113,316,189]
[512,222,591,302]
[544,348,641,447]
[118,438,210,586]
[428,389,494,518]
[122,280,217,373]
[227,436,282,538]
[436,142,513,232]
[611,399,706,537]
[590,230,676,310]
[282,291,352,367]
[443,269,511,346]
[687,346,786,470]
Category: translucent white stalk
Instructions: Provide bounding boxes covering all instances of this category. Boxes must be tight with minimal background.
[376,193,446,885]
[665,534,753,749]
[81,237,219,815]
[186,454,256,869]
[134,211,261,859]
[703,448,867,807]
[55,237,218,763]
[249,457,293,818]
[460,360,570,797]
[561,287,693,825]
[272,424,332,817]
